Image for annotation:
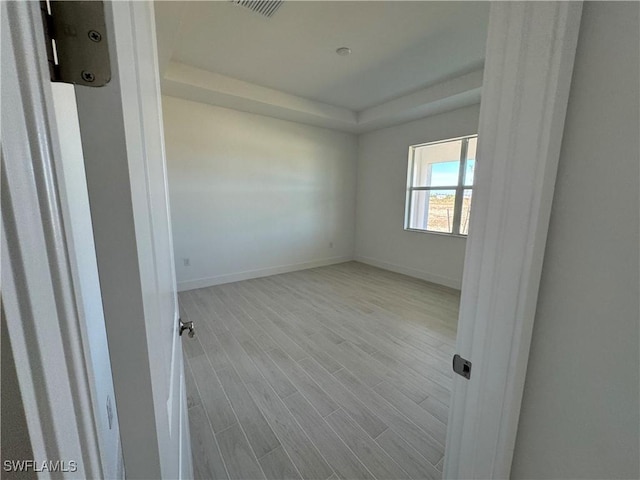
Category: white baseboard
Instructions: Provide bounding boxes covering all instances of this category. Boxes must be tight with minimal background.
[177,255,353,292]
[354,255,462,290]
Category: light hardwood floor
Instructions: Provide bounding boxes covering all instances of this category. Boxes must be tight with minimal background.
[180,261,459,480]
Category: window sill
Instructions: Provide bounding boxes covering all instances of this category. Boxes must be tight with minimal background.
[404,228,468,239]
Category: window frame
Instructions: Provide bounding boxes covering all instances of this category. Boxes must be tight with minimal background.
[404,134,477,236]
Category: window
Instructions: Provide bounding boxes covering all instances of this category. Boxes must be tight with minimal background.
[405,135,477,236]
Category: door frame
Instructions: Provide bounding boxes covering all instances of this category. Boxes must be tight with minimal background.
[2,1,104,477]
[444,2,583,478]
[2,1,582,479]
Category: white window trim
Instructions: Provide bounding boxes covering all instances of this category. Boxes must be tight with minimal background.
[404,134,477,236]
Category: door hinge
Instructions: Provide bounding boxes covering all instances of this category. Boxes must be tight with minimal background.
[40,1,111,87]
[453,354,472,379]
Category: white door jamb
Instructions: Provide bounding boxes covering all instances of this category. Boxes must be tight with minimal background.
[1,2,104,477]
[445,3,583,478]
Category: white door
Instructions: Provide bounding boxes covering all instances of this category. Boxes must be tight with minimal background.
[77,2,192,478]
[49,1,191,478]
[3,1,191,478]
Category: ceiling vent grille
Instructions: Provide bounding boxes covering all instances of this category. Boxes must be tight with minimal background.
[230,0,283,18]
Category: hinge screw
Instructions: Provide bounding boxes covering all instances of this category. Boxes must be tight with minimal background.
[81,71,96,83]
[88,30,102,42]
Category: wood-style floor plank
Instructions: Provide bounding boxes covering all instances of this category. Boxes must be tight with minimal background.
[375,429,441,480]
[189,405,229,480]
[283,393,376,480]
[216,366,281,459]
[233,283,311,362]
[242,284,344,374]
[373,381,447,445]
[190,355,236,433]
[258,446,302,480]
[216,423,266,480]
[186,292,234,372]
[266,279,450,407]
[266,347,340,417]
[268,271,453,396]
[332,366,444,465]
[238,337,298,399]
[324,409,410,480]
[418,396,450,426]
[244,378,334,480]
[298,358,388,439]
[181,261,458,480]
[185,359,201,410]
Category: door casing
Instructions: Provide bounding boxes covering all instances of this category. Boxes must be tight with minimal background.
[445,3,583,478]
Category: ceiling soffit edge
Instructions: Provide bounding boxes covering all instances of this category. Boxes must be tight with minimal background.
[161,61,484,134]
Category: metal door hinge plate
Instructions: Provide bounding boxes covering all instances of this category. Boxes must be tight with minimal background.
[453,354,472,379]
[41,1,111,87]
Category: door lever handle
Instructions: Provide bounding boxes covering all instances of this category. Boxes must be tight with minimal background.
[179,319,195,338]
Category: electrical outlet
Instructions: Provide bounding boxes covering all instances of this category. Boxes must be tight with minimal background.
[183,258,190,267]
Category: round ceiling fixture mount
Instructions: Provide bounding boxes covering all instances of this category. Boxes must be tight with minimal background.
[336,47,352,56]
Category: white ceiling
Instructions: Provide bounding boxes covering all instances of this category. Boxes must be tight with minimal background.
[156,1,489,111]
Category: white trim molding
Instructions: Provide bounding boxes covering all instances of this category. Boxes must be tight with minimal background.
[178,256,353,291]
[444,3,583,479]
[1,2,104,477]
[354,256,462,291]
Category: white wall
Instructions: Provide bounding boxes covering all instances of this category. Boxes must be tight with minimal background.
[512,3,639,478]
[162,96,358,291]
[354,105,480,289]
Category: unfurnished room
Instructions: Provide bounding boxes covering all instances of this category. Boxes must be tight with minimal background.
[158,2,484,478]
[2,1,639,480]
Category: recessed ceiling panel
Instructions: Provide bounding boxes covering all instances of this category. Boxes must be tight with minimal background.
[156,1,489,111]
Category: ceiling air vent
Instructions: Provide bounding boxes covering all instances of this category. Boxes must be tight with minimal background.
[230,0,283,18]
